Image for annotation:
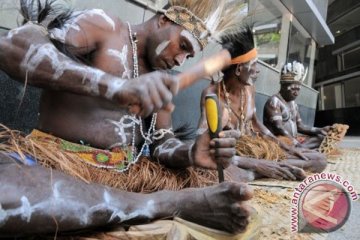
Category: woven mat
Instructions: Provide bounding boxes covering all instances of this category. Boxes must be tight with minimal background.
[248,147,360,240]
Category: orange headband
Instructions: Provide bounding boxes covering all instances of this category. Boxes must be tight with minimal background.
[230,48,258,65]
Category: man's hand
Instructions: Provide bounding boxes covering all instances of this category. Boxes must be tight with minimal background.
[282,143,309,161]
[193,129,240,169]
[317,126,331,136]
[115,71,179,117]
[253,161,305,180]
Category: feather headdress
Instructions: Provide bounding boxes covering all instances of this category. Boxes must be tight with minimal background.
[160,0,248,49]
[281,61,308,83]
[219,26,257,63]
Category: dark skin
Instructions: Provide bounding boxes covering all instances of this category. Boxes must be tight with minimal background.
[0,8,250,234]
[0,154,252,236]
[199,60,327,181]
[264,82,331,149]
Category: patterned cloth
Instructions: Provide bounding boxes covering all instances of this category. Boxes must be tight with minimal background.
[30,129,133,171]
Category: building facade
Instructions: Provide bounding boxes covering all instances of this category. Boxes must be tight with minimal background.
[314,0,360,135]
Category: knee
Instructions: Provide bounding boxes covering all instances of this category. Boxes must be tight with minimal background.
[311,153,327,173]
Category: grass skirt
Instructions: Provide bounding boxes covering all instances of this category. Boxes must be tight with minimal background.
[0,124,217,192]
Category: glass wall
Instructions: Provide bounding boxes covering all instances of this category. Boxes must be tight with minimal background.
[287,21,313,85]
[247,0,283,68]
[318,76,360,110]
[344,77,360,107]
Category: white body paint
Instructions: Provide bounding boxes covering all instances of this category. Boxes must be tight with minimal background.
[107,46,131,79]
[49,9,115,43]
[196,128,207,135]
[104,79,126,100]
[6,25,29,40]
[268,95,300,137]
[155,40,170,56]
[0,181,154,226]
[154,138,184,158]
[109,115,140,147]
[87,9,116,31]
[21,43,105,95]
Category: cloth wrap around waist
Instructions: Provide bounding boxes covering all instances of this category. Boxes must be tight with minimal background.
[0,126,217,192]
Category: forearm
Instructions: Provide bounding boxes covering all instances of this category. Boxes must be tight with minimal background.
[232,155,259,170]
[0,162,170,235]
[152,137,194,169]
[297,123,318,136]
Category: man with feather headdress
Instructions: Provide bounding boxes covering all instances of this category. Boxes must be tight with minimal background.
[0,0,254,236]
[264,62,348,154]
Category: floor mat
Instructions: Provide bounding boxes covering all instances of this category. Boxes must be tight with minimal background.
[248,147,360,240]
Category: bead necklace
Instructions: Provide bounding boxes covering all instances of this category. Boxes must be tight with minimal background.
[221,80,247,134]
[111,23,158,172]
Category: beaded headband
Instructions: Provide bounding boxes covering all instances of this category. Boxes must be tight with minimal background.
[163,6,210,49]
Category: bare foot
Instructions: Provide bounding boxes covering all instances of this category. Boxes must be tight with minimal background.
[284,165,306,180]
[171,182,253,233]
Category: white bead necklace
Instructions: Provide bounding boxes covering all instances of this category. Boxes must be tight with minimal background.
[127,22,157,160]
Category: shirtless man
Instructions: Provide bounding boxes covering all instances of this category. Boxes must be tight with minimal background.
[0,0,251,235]
[263,61,331,150]
[198,28,326,182]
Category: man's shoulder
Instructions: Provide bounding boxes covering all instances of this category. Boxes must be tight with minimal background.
[71,9,123,32]
[265,94,280,106]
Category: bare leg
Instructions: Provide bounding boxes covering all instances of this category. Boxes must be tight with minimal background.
[300,135,324,149]
[282,150,327,173]
[0,154,252,236]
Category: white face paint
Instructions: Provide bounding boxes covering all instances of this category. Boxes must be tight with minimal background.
[243,58,258,86]
[181,30,201,54]
[21,43,105,95]
[155,40,170,56]
[107,45,131,79]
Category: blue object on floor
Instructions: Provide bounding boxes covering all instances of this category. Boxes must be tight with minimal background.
[7,152,37,166]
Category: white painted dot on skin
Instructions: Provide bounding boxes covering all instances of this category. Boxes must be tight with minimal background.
[155,40,170,56]
[181,30,201,54]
